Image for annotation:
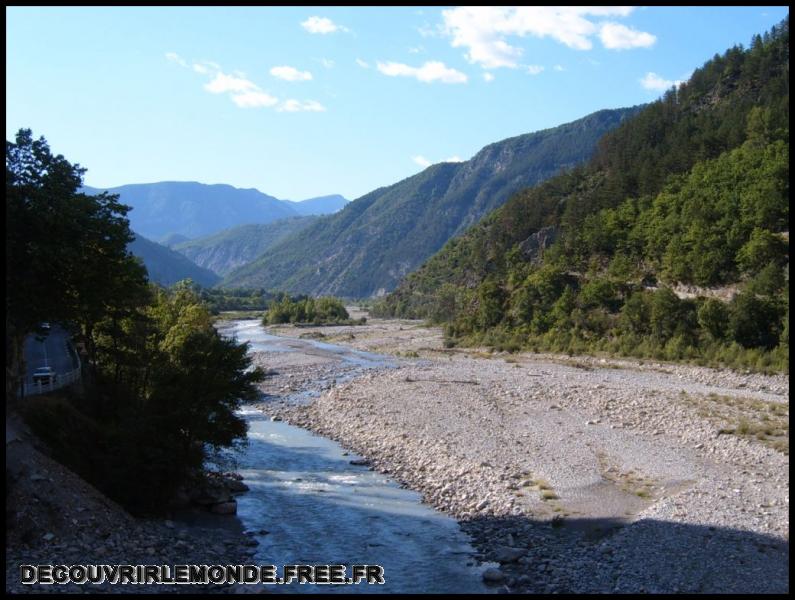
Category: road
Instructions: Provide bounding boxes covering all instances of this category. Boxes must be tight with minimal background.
[22,325,78,385]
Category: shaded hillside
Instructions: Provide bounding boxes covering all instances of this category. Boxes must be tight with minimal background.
[129,233,220,287]
[222,106,641,297]
[377,18,789,371]
[174,216,318,276]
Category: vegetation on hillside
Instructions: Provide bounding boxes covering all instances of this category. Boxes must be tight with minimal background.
[222,106,641,297]
[376,18,789,373]
[7,130,264,513]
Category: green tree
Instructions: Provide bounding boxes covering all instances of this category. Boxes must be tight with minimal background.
[735,228,788,274]
[650,288,683,342]
[729,292,783,349]
[697,298,730,340]
[6,129,148,398]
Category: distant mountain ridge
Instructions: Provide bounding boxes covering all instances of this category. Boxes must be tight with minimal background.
[81,182,348,241]
[128,233,220,288]
[221,106,643,297]
[286,195,348,216]
[173,216,319,276]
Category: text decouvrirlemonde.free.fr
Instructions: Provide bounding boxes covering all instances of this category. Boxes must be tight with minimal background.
[20,564,386,586]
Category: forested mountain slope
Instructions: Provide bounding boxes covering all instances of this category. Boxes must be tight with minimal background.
[221,106,641,297]
[377,18,789,371]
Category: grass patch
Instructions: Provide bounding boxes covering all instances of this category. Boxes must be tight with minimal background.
[683,393,788,455]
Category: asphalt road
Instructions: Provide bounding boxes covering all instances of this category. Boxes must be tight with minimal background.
[22,325,79,385]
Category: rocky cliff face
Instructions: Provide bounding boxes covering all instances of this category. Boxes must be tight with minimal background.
[519,226,559,264]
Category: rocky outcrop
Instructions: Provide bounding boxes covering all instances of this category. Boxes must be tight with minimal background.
[183,471,248,515]
[519,226,559,263]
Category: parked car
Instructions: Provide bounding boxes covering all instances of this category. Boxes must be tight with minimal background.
[32,366,57,385]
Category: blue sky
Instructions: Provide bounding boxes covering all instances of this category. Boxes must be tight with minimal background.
[6,6,789,201]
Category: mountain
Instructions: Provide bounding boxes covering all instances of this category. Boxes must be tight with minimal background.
[376,18,788,370]
[287,195,349,216]
[82,181,300,241]
[128,233,220,287]
[173,216,319,276]
[221,106,642,297]
[159,232,192,248]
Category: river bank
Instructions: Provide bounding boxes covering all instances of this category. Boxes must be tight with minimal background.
[5,409,256,594]
[255,313,789,594]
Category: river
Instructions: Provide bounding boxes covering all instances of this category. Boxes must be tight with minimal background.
[220,319,493,594]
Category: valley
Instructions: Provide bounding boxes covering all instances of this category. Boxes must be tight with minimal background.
[233,312,789,593]
[6,8,789,595]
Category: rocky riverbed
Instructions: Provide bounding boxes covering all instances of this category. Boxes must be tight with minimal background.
[256,312,789,594]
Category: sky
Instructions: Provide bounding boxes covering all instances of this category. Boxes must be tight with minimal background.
[6,6,789,201]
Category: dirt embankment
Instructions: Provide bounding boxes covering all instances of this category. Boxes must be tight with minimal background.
[5,409,256,594]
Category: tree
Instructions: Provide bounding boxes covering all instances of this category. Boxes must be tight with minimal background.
[6,129,148,398]
[697,298,729,340]
[650,288,683,342]
[736,228,788,274]
[728,292,783,349]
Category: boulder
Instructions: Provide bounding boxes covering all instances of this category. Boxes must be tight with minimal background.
[492,546,526,563]
[482,568,505,584]
[210,501,237,515]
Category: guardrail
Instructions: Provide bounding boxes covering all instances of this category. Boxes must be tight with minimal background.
[19,365,82,397]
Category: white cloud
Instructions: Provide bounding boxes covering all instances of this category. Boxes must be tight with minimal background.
[318,58,335,69]
[204,72,259,94]
[413,154,464,167]
[640,71,683,92]
[526,64,545,75]
[277,99,326,112]
[170,56,326,114]
[483,72,495,82]
[301,16,347,34]
[377,61,468,84]
[554,64,565,71]
[165,52,188,68]
[270,65,313,82]
[441,6,654,69]
[355,58,370,69]
[231,90,279,108]
[599,22,656,49]
[418,22,443,38]
[192,60,220,75]
[408,45,424,54]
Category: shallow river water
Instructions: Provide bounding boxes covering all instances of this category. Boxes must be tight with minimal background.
[221,320,492,594]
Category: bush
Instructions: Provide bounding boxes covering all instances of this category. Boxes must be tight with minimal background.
[729,292,783,349]
[264,296,350,325]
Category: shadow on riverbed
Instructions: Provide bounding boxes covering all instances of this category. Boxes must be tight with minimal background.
[459,512,789,593]
[226,410,788,594]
